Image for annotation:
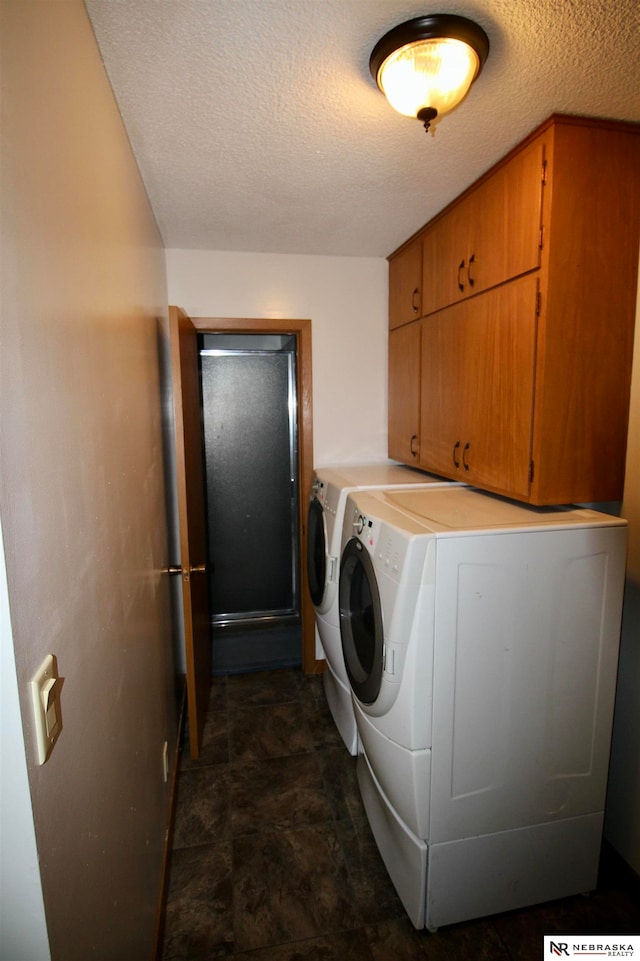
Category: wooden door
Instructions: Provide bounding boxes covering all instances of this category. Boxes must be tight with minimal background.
[389,237,422,328]
[388,321,421,463]
[421,195,474,315]
[419,309,470,478]
[472,136,545,295]
[169,306,211,759]
[420,275,539,499]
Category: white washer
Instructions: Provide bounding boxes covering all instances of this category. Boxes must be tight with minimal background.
[306,464,461,754]
[338,486,627,929]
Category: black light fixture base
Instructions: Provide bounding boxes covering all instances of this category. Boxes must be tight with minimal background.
[417,106,438,133]
[369,15,490,84]
[369,14,490,135]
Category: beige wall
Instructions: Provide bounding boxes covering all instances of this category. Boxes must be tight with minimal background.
[0,3,177,959]
[604,250,640,874]
[621,250,640,586]
[166,248,390,465]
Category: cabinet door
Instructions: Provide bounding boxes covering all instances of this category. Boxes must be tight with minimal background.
[422,196,474,316]
[420,275,539,499]
[422,138,545,317]
[472,136,545,294]
[388,322,421,463]
[389,237,422,329]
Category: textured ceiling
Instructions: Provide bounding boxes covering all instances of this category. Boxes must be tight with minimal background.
[85,0,640,258]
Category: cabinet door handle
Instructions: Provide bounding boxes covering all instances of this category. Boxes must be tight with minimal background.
[467,253,475,288]
[411,288,420,314]
[457,260,465,292]
[453,440,461,469]
[462,441,470,471]
[410,433,418,457]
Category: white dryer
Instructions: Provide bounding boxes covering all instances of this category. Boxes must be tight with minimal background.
[338,486,627,930]
[306,464,460,754]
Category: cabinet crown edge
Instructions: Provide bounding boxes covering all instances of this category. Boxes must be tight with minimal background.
[387,112,640,263]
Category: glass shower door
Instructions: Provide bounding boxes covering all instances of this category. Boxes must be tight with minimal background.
[199,334,300,672]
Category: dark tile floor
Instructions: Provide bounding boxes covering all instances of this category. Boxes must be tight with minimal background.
[161,669,640,960]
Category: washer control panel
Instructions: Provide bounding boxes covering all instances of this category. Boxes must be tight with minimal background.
[351,509,404,578]
[345,507,417,578]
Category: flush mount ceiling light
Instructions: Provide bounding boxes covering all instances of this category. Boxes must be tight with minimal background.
[370,14,490,133]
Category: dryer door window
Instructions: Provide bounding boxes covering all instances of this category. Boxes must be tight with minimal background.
[339,538,384,704]
[306,497,327,608]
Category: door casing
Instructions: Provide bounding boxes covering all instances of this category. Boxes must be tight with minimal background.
[191,315,319,674]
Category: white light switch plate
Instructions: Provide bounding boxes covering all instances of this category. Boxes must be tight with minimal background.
[30,654,62,764]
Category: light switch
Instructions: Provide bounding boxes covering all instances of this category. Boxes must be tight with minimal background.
[30,654,62,764]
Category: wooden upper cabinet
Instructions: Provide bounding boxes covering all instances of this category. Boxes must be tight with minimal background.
[389,115,640,505]
[389,236,422,329]
[421,135,546,316]
[389,321,421,463]
[529,120,640,504]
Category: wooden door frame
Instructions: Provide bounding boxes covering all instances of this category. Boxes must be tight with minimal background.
[168,306,212,759]
[191,315,320,674]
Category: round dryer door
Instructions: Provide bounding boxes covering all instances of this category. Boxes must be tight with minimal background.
[306,497,327,608]
[339,537,384,704]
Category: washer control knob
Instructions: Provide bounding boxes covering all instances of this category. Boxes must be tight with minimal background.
[355,514,366,534]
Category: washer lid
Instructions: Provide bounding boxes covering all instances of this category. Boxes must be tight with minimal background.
[380,487,624,534]
[314,463,451,489]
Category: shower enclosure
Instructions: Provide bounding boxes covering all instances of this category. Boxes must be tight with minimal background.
[199,333,301,673]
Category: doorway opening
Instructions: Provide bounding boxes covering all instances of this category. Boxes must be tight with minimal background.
[167,309,317,758]
[199,332,301,673]
[188,315,317,677]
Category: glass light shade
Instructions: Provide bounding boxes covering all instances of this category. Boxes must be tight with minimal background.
[377,37,480,119]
